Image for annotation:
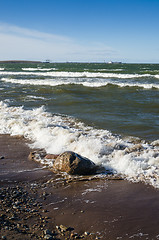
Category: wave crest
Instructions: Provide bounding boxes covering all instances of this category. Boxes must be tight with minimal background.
[2,77,159,89]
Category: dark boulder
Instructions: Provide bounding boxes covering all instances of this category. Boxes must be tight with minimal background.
[53,151,97,175]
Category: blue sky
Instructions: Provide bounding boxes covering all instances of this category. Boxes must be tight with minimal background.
[0,0,159,63]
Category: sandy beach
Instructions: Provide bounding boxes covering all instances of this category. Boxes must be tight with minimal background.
[1,134,159,240]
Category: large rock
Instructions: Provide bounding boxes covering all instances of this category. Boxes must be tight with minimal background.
[53,151,97,175]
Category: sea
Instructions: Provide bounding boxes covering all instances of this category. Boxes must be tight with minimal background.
[0,62,159,188]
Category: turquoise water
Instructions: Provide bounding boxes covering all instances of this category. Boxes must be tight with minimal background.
[0,62,159,140]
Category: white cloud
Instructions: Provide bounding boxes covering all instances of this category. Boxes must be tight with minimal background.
[0,23,118,62]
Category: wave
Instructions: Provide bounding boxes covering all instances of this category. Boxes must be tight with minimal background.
[25,95,47,100]
[0,70,156,79]
[92,68,124,72]
[22,68,57,71]
[0,101,159,188]
[1,77,159,89]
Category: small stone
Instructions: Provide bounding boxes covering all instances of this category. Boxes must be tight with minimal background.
[44,234,53,240]
[67,226,74,231]
[2,236,7,240]
[43,192,48,196]
[42,209,48,213]
[28,150,46,161]
[59,224,68,232]
[44,229,52,235]
[71,232,78,238]
[17,223,20,228]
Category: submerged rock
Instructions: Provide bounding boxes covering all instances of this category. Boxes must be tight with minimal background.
[53,151,97,175]
[124,144,144,154]
[28,150,46,160]
[28,151,59,161]
[45,154,59,160]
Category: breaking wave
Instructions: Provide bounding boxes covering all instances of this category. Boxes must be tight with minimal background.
[0,101,159,188]
[0,70,155,78]
[22,68,57,71]
[2,77,159,89]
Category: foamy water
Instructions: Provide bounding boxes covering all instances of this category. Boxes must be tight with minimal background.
[1,77,159,89]
[0,62,159,188]
[0,70,153,79]
[22,67,57,71]
[0,101,159,188]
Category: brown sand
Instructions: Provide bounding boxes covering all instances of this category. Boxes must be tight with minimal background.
[1,134,159,240]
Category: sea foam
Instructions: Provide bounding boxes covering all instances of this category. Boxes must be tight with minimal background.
[2,77,159,89]
[0,101,159,188]
[22,68,56,71]
[0,70,152,78]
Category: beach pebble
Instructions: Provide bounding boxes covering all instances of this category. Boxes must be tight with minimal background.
[43,229,52,235]
[1,236,7,240]
[28,150,47,160]
[44,234,53,240]
[59,224,68,232]
[70,232,78,238]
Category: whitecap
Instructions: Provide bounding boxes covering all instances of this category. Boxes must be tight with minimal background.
[22,68,56,71]
[0,70,151,79]
[1,77,159,89]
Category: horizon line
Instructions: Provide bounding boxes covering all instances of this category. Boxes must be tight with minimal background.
[0,60,159,64]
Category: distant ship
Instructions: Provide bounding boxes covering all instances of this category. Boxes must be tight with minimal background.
[44,59,51,63]
[108,61,122,64]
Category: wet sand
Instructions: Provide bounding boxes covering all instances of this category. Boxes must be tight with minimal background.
[1,134,159,239]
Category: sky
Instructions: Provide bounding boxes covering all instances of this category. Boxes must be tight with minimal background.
[0,0,159,63]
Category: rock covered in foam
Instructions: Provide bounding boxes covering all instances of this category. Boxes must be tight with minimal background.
[28,150,105,175]
[53,151,98,175]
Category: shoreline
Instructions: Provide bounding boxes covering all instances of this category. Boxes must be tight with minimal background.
[1,134,159,239]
